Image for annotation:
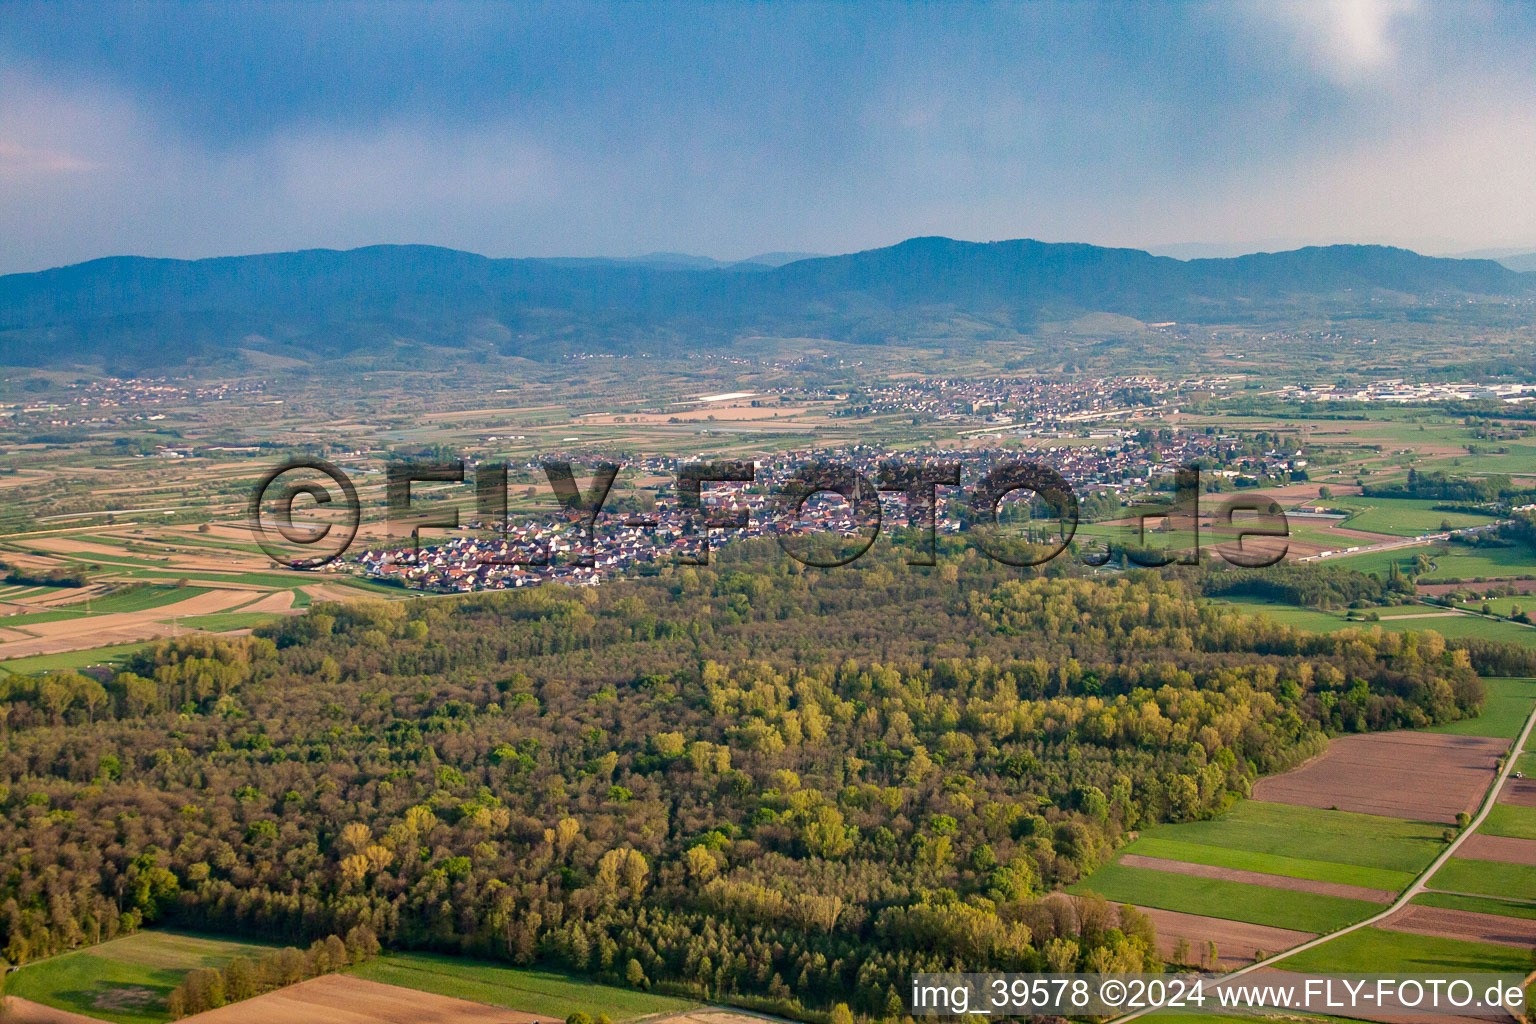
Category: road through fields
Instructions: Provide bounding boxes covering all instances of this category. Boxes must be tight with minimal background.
[1110,693,1536,1023]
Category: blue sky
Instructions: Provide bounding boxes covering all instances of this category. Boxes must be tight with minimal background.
[1,1,1534,273]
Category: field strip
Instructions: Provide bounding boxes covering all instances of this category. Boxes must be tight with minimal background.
[1252,731,1509,823]
[1109,692,1536,1024]
[1116,853,1395,902]
[1375,904,1536,948]
[1425,888,1536,906]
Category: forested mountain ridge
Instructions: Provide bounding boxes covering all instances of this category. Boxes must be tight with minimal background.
[1,239,1531,370]
[0,549,1502,1016]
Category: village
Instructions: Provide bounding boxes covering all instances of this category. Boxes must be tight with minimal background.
[355,427,1311,591]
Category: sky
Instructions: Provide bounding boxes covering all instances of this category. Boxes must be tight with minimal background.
[2,0,1535,274]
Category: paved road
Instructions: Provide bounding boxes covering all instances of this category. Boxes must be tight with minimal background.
[1110,694,1536,1023]
[1295,521,1505,564]
[1295,531,1451,563]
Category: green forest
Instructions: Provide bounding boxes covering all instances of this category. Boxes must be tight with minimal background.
[0,544,1511,1018]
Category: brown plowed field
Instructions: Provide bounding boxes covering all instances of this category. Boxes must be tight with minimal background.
[1456,833,1536,865]
[1498,776,1536,806]
[1252,731,1508,822]
[1117,854,1394,902]
[302,583,369,603]
[239,590,296,613]
[175,975,559,1024]
[1109,904,1314,969]
[0,996,110,1024]
[1380,903,1536,947]
[0,588,259,660]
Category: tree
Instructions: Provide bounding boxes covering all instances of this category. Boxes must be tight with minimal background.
[625,957,647,988]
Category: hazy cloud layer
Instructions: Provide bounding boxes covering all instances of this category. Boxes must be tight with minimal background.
[1,0,1533,273]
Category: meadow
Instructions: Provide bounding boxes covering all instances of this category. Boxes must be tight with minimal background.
[1213,595,1536,648]
[1322,496,1499,537]
[1425,676,1536,738]
[4,930,277,1024]
[1328,543,1536,581]
[0,639,157,675]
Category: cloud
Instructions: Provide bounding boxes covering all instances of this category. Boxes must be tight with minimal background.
[1250,0,1421,81]
[1,5,1533,272]
[0,141,94,175]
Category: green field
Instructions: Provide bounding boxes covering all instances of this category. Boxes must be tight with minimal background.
[1225,591,1536,648]
[1120,801,1443,876]
[1425,676,1536,738]
[0,639,157,676]
[1069,862,1381,932]
[4,930,276,1024]
[1458,595,1533,617]
[1324,497,1499,537]
[1276,925,1532,974]
[1429,857,1536,900]
[350,952,696,1021]
[1371,613,1536,646]
[1327,542,1536,582]
[0,584,209,626]
[1209,599,1352,632]
[1423,547,1536,580]
[1413,891,1536,920]
[1481,803,1536,841]
[168,611,284,632]
[1211,596,1536,648]
[1121,837,1414,891]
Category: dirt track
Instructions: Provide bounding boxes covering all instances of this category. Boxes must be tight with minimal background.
[1380,903,1536,947]
[1109,904,1314,969]
[1117,854,1394,902]
[1252,731,1509,822]
[1455,832,1536,865]
[175,975,559,1024]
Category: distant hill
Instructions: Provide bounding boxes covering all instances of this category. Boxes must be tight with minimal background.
[1498,252,1536,273]
[0,237,1530,371]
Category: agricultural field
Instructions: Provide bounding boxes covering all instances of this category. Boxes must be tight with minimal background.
[1211,594,1536,648]
[1412,891,1536,921]
[1426,857,1536,901]
[1426,676,1536,738]
[1275,925,1535,974]
[162,975,555,1024]
[348,952,695,1021]
[1069,862,1380,932]
[1481,803,1536,841]
[1070,801,1444,954]
[1322,496,1500,537]
[1251,731,1507,822]
[3,931,277,1024]
[0,639,158,675]
[1118,802,1444,882]
[1334,542,1536,581]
